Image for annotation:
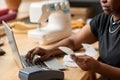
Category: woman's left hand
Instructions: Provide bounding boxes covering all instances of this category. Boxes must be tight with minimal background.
[70,54,100,72]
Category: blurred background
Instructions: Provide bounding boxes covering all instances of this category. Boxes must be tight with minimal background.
[0,0,102,20]
[0,0,102,36]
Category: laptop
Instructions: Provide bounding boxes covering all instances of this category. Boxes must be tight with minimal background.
[2,21,66,70]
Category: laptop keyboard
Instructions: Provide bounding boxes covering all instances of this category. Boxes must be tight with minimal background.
[20,56,49,70]
[20,55,67,70]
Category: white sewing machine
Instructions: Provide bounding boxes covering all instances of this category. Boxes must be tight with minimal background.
[28,0,72,45]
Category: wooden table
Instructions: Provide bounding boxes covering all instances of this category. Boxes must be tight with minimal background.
[0,33,90,80]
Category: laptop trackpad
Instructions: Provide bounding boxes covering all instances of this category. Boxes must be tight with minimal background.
[44,58,66,70]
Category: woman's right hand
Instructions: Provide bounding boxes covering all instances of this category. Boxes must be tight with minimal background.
[25,47,52,63]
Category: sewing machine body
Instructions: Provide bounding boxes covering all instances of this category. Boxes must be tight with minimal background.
[28,0,72,45]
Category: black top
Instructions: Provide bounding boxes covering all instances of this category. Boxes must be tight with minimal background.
[90,13,120,67]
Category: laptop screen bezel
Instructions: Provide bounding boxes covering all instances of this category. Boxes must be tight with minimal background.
[2,21,24,69]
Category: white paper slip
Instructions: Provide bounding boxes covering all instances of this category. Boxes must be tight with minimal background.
[63,54,85,62]
[64,61,78,67]
[58,46,74,55]
[82,43,97,58]
[63,55,74,62]
[63,54,85,67]
[63,55,78,67]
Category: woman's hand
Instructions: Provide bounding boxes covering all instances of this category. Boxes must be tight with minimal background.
[70,54,100,72]
[25,47,51,63]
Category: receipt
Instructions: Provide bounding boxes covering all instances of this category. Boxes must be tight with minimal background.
[82,43,97,58]
[62,43,98,67]
[63,55,78,67]
[63,54,84,67]
[58,46,74,55]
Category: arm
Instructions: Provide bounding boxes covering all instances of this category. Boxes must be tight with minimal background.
[71,54,120,80]
[26,23,97,62]
[97,62,120,80]
[49,23,98,56]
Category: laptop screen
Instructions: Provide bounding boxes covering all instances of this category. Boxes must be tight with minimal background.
[2,21,23,69]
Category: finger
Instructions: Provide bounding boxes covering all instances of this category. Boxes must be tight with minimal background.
[76,55,90,62]
[71,55,83,63]
[70,54,77,60]
[34,58,41,63]
[39,55,48,61]
[79,55,92,63]
[34,55,47,62]
[25,48,35,58]
[70,55,89,71]
[75,59,88,71]
[29,48,41,62]
[33,55,41,63]
[71,55,85,62]
[25,48,35,62]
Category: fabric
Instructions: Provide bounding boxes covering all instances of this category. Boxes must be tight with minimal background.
[90,13,120,67]
[9,21,37,33]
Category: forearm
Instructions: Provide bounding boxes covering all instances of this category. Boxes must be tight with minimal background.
[53,37,80,50]
[48,36,79,56]
[48,24,98,57]
[96,62,120,79]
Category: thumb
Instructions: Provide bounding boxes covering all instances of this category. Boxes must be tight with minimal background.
[70,54,77,61]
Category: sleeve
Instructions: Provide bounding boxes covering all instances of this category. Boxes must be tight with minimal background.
[90,16,99,38]
[89,13,104,39]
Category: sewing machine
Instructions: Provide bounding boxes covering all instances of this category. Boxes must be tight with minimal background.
[28,0,72,45]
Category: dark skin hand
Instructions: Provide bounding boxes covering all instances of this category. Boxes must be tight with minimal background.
[25,46,65,62]
[70,54,98,80]
[70,54,102,80]
[70,54,100,72]
[70,54,120,80]
[25,47,51,62]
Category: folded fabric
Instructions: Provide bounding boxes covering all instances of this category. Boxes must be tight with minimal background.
[38,29,71,45]
[8,21,37,33]
[28,26,72,45]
